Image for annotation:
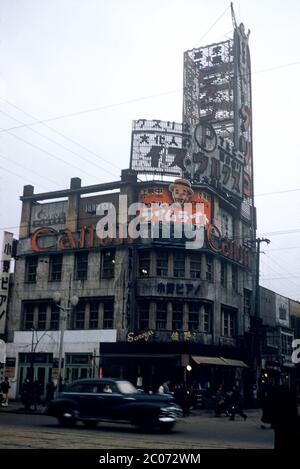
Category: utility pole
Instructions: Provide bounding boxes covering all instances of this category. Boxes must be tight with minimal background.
[250,237,270,403]
[254,237,270,318]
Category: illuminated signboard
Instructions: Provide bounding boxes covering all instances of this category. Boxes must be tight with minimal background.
[138,181,211,226]
[130,119,243,198]
[0,232,13,334]
[130,119,191,176]
[183,11,254,203]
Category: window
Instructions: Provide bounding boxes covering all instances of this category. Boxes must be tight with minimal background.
[75,252,88,280]
[172,303,183,330]
[103,300,114,328]
[89,301,99,329]
[74,301,86,329]
[188,303,199,331]
[190,253,201,279]
[139,301,149,330]
[25,257,38,283]
[232,266,238,291]
[203,304,212,333]
[138,250,150,277]
[281,333,293,355]
[244,289,252,316]
[50,304,60,330]
[173,252,185,278]
[102,250,115,278]
[23,303,35,330]
[156,251,168,277]
[49,254,63,281]
[206,255,214,282]
[221,261,227,288]
[156,302,167,329]
[37,304,47,330]
[222,307,236,337]
[279,305,287,321]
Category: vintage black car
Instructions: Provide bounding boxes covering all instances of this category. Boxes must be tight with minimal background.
[46,378,182,432]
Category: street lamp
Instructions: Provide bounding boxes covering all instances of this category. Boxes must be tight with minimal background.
[53,291,79,395]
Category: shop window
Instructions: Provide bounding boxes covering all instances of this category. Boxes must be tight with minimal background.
[172,302,183,330]
[75,252,88,280]
[103,300,114,328]
[156,302,167,329]
[156,251,168,277]
[138,250,150,277]
[173,252,185,278]
[49,254,63,282]
[190,253,201,279]
[25,256,38,283]
[102,249,115,278]
[139,301,149,330]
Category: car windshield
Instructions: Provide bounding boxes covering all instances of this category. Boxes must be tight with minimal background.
[117,381,137,394]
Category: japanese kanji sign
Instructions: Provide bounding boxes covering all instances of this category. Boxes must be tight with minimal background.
[0,232,13,334]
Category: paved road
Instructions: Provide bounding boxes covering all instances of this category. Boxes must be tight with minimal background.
[0,410,273,449]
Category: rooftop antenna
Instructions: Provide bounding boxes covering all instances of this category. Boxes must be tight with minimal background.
[230,2,238,29]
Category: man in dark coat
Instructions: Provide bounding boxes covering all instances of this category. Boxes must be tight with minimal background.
[269,384,299,450]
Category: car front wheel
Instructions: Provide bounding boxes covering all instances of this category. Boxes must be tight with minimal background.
[158,421,175,433]
[58,410,76,427]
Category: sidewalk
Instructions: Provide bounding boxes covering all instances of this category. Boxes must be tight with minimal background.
[0,400,46,415]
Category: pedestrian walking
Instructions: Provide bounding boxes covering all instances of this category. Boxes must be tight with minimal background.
[45,380,56,404]
[0,377,11,406]
[228,385,247,421]
[158,380,171,394]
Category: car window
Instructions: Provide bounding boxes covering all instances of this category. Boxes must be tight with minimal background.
[98,382,118,393]
[68,383,98,393]
[117,381,137,394]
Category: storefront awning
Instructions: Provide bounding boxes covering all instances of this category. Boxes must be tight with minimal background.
[220,358,249,368]
[192,356,248,367]
[282,361,295,368]
[192,356,226,366]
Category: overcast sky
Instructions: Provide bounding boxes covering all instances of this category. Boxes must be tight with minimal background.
[0,0,299,300]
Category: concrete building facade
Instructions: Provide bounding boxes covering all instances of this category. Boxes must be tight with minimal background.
[4,168,257,400]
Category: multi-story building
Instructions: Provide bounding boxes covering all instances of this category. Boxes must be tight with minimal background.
[5,167,255,400]
[4,9,260,401]
[259,287,295,387]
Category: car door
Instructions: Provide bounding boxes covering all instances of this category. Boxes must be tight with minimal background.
[97,381,127,420]
[64,382,103,417]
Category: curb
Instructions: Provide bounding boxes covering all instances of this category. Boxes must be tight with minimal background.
[0,406,46,416]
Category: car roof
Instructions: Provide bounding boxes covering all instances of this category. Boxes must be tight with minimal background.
[69,378,129,385]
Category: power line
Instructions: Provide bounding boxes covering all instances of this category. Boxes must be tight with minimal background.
[0,89,179,133]
[3,102,120,174]
[192,5,231,48]
[255,188,300,197]
[0,151,64,189]
[0,125,104,180]
[0,60,299,134]
[0,165,50,191]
